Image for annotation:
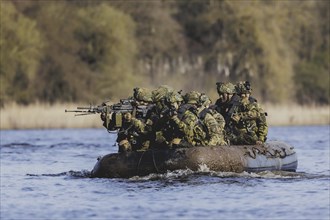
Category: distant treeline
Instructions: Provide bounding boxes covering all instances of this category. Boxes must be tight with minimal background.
[1,0,329,105]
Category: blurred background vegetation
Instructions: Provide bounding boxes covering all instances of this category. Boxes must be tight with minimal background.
[1,0,329,106]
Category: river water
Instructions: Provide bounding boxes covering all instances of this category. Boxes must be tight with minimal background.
[1,126,329,220]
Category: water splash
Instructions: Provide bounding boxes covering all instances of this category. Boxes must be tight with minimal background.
[127,165,328,181]
[129,169,195,181]
[197,164,211,172]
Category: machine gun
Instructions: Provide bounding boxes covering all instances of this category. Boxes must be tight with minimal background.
[65,99,135,116]
[65,99,150,130]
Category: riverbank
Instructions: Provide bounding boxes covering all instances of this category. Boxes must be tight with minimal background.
[0,103,329,130]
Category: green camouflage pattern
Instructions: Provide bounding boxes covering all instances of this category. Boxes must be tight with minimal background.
[184,91,201,104]
[166,91,183,103]
[209,109,226,129]
[235,81,251,95]
[199,93,211,106]
[199,108,228,146]
[96,84,270,150]
[152,85,174,102]
[133,87,153,103]
[172,109,206,146]
[117,117,150,151]
[216,82,236,94]
[229,98,268,145]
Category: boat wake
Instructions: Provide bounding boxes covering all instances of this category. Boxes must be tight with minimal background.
[26,170,91,178]
[129,164,329,181]
[26,165,329,181]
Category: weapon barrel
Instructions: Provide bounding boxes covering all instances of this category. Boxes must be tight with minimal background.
[65,109,89,113]
[75,113,95,116]
[77,106,93,110]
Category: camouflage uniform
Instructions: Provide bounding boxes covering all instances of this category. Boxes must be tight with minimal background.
[198,94,228,146]
[145,86,185,148]
[133,87,153,104]
[214,82,238,124]
[171,91,208,146]
[116,112,149,152]
[158,91,191,148]
[163,91,195,148]
[101,87,152,132]
[229,83,268,145]
[209,108,226,130]
[129,87,153,122]
[214,82,240,141]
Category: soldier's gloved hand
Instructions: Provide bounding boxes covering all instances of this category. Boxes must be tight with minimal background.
[160,106,170,116]
[169,110,177,117]
[146,119,153,126]
[171,115,180,124]
[256,140,263,145]
[231,114,240,123]
[220,140,228,146]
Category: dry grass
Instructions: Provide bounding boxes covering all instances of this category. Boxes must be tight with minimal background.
[0,103,329,130]
[263,103,329,126]
[0,103,101,130]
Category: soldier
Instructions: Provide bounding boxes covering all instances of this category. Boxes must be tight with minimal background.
[173,91,227,146]
[101,111,149,152]
[100,87,152,131]
[200,94,225,130]
[229,83,268,145]
[143,85,181,149]
[100,88,152,152]
[171,91,204,146]
[198,94,228,146]
[130,87,154,122]
[235,81,257,103]
[162,91,193,148]
[214,82,239,125]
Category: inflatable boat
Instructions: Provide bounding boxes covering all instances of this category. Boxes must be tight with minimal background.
[90,140,298,178]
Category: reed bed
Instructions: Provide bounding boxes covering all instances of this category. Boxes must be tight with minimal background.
[0,103,329,130]
[263,103,329,126]
[0,103,101,130]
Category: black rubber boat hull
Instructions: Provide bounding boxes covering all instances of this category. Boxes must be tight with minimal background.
[91,141,298,178]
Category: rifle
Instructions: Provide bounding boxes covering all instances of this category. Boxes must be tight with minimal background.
[65,99,134,116]
[65,99,150,130]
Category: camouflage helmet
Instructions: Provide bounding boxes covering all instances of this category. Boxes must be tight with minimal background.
[184,91,201,104]
[236,81,252,95]
[216,82,236,94]
[133,87,153,103]
[166,91,183,103]
[152,85,174,102]
[199,93,212,106]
